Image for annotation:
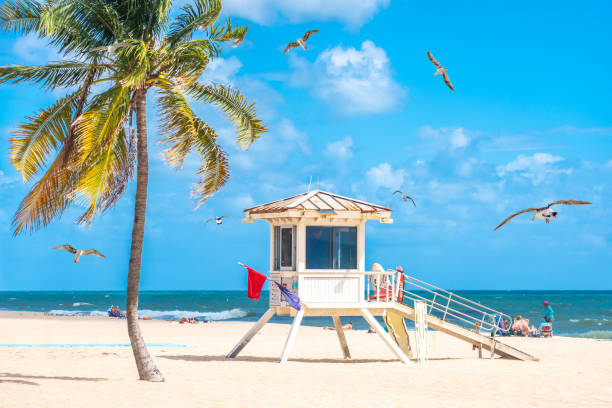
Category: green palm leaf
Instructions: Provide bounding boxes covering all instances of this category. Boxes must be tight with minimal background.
[187,81,266,149]
[191,117,229,208]
[10,91,78,182]
[0,61,101,89]
[166,0,221,46]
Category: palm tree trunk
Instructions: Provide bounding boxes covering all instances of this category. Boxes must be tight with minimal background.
[126,89,164,382]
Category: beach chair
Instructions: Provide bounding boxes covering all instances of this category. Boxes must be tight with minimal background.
[540,325,553,338]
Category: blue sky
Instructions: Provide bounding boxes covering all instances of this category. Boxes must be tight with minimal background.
[1,0,611,290]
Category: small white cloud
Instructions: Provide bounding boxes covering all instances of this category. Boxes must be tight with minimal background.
[293,40,406,116]
[0,170,17,187]
[233,193,255,210]
[418,125,470,150]
[366,162,405,190]
[496,153,571,185]
[222,0,389,29]
[605,159,612,169]
[449,128,469,149]
[324,136,353,160]
[13,34,59,63]
[201,56,243,84]
[277,119,310,154]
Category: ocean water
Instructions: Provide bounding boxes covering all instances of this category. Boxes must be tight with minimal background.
[0,290,610,339]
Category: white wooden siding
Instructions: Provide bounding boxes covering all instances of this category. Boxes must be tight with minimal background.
[300,276,361,303]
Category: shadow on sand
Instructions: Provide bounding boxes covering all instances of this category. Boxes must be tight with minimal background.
[159,354,399,364]
[0,372,108,383]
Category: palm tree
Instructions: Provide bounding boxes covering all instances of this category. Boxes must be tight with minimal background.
[0,0,266,381]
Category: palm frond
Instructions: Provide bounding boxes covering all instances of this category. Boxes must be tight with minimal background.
[75,126,132,224]
[187,81,266,149]
[191,117,229,208]
[12,146,80,235]
[157,83,199,168]
[72,84,131,217]
[117,41,150,87]
[0,0,42,34]
[10,91,78,182]
[166,0,221,45]
[208,17,248,47]
[0,61,102,90]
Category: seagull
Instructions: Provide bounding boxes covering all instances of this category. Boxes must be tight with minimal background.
[205,216,232,226]
[427,50,454,91]
[53,244,106,264]
[494,200,591,230]
[283,30,319,54]
[393,190,416,207]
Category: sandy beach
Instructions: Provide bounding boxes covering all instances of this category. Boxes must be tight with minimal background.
[1,312,611,407]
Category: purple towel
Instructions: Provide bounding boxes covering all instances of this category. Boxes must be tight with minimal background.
[273,281,301,311]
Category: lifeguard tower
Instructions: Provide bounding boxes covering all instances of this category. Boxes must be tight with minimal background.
[227,190,537,363]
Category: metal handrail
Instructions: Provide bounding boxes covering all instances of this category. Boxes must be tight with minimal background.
[397,271,512,334]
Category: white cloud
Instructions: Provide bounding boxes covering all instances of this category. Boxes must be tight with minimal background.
[449,128,469,149]
[13,34,59,63]
[229,119,309,170]
[0,170,16,187]
[222,0,389,29]
[293,40,406,116]
[366,162,405,190]
[201,56,242,84]
[418,125,470,150]
[324,136,353,160]
[277,119,310,154]
[496,153,571,185]
[232,193,255,210]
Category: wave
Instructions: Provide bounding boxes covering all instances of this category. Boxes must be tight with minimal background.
[47,310,107,317]
[138,308,247,321]
[569,319,580,323]
[46,308,248,321]
[72,302,93,307]
[566,331,612,340]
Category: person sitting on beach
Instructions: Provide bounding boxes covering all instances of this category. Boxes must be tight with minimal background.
[512,315,530,336]
[539,301,554,331]
[179,317,187,324]
[323,321,353,331]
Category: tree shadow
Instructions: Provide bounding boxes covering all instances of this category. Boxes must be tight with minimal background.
[159,354,399,364]
[0,373,107,382]
[0,378,39,386]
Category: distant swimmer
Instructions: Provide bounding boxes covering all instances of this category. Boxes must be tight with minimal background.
[323,321,353,331]
[53,244,106,264]
[205,216,232,226]
[393,190,416,207]
[494,200,591,230]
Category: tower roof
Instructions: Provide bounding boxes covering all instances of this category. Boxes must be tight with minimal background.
[243,190,392,222]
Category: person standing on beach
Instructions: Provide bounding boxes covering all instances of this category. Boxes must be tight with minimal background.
[539,301,554,330]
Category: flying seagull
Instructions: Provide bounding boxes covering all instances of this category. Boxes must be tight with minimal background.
[393,190,416,207]
[53,244,106,264]
[427,50,454,91]
[205,216,232,226]
[494,200,591,230]
[284,30,319,54]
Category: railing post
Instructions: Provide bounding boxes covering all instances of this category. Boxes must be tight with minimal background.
[429,293,437,314]
[442,294,452,321]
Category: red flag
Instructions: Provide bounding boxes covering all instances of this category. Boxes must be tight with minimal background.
[242,264,267,300]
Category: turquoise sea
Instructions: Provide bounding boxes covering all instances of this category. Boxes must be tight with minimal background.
[1,290,610,339]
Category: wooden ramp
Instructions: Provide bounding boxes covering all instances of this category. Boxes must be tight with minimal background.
[390,303,539,361]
